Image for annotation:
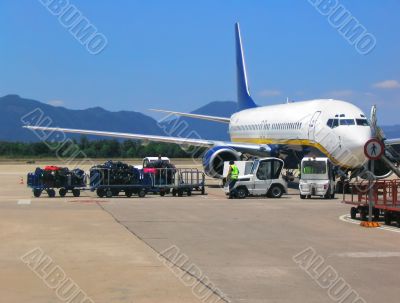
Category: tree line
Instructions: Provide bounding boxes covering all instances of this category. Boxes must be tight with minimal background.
[0,137,205,159]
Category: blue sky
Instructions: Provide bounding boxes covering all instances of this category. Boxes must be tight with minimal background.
[1,0,399,123]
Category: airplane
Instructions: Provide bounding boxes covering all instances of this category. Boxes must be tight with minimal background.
[24,23,400,180]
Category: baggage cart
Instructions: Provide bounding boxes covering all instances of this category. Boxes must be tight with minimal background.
[149,168,206,197]
[89,166,152,198]
[27,166,86,198]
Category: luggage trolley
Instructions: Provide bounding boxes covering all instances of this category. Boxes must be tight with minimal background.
[342,179,400,225]
[27,166,86,198]
[150,168,206,197]
[89,166,152,198]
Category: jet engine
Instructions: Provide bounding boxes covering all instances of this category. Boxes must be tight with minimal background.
[364,158,393,179]
[356,150,394,180]
[202,146,241,178]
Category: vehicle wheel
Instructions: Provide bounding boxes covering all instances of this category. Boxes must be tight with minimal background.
[106,190,113,198]
[236,187,247,199]
[47,189,55,198]
[160,190,166,197]
[300,194,306,199]
[97,188,105,198]
[125,190,132,198]
[59,188,67,197]
[172,189,177,197]
[373,208,380,221]
[350,207,357,219]
[187,190,192,196]
[138,189,146,198]
[178,189,183,197]
[33,189,42,198]
[72,189,80,197]
[268,185,283,198]
[384,212,392,225]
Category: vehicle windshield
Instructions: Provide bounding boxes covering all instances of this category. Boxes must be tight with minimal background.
[302,161,327,177]
[251,159,259,174]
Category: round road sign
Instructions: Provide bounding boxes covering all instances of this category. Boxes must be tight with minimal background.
[364,138,384,160]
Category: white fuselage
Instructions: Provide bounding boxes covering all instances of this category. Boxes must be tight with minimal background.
[228,99,372,168]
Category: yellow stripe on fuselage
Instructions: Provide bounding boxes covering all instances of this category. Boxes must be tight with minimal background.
[231,137,352,169]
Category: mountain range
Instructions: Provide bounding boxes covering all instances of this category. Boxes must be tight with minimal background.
[0,95,233,142]
[1,94,399,142]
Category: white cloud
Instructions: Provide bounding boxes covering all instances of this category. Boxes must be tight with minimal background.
[47,100,64,107]
[373,80,400,89]
[258,89,281,97]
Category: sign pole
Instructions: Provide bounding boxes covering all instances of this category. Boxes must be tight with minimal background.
[368,160,374,222]
[363,138,383,226]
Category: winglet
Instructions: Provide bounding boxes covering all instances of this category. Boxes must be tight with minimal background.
[235,23,257,111]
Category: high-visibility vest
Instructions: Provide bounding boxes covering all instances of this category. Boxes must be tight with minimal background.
[303,166,313,174]
[230,164,239,179]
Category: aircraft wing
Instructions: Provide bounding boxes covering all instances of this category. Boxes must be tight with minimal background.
[149,109,230,123]
[23,125,271,153]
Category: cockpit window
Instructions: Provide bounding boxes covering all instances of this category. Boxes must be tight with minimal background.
[327,119,339,128]
[328,117,361,128]
[356,119,369,126]
[340,119,355,125]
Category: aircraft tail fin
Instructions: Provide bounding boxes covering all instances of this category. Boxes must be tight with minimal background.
[235,23,257,111]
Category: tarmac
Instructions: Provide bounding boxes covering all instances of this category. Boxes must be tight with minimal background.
[1,160,400,303]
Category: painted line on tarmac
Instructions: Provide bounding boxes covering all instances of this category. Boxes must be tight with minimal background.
[17,199,31,205]
[199,195,226,201]
[334,251,400,258]
[0,172,21,175]
[68,199,109,203]
[339,214,400,233]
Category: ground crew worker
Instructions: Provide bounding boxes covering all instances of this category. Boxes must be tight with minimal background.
[227,160,239,198]
[154,155,164,168]
[304,165,315,174]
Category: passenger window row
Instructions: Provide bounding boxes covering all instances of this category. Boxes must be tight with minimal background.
[232,122,303,131]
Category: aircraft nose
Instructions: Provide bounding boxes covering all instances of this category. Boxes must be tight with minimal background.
[349,132,372,165]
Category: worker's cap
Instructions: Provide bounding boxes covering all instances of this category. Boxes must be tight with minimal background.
[229,160,235,165]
